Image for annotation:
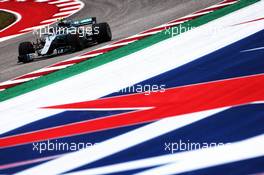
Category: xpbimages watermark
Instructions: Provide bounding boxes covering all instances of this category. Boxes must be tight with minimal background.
[117,84,166,95]
[33,25,99,38]
[164,24,195,37]
[164,140,230,154]
[164,24,227,38]
[32,140,98,154]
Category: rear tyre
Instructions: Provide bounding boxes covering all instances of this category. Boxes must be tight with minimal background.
[18,42,35,63]
[93,22,112,43]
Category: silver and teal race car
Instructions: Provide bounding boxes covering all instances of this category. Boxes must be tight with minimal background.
[18,17,112,63]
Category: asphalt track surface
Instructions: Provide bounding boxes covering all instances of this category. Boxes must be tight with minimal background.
[0,0,222,82]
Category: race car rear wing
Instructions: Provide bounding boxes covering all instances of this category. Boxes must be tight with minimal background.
[71,17,97,27]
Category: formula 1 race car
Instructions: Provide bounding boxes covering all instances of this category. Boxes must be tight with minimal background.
[18,17,112,63]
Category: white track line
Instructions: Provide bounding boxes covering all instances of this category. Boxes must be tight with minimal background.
[0,77,39,86]
[40,18,61,23]
[48,0,71,4]
[59,5,81,11]
[29,64,74,74]
[56,1,80,7]
[35,0,51,2]
[65,53,103,61]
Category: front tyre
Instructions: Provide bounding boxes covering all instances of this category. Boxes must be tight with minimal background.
[18,42,35,63]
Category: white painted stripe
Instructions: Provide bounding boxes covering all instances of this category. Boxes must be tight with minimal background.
[0,33,25,42]
[48,0,71,4]
[123,34,143,40]
[56,1,80,7]
[213,1,238,7]
[136,31,160,37]
[98,41,135,50]
[16,108,225,175]
[40,18,60,23]
[66,153,169,175]
[59,5,81,11]
[114,35,141,43]
[241,46,264,52]
[53,10,79,17]
[0,77,39,86]
[136,134,264,175]
[203,1,236,10]
[78,53,102,59]
[45,107,153,111]
[158,21,186,28]
[0,42,84,87]
[35,0,50,2]
[252,101,264,104]
[188,10,211,17]
[29,64,74,74]
[56,53,102,62]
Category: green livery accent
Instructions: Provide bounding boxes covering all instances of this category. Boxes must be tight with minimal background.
[72,17,96,26]
[0,0,259,102]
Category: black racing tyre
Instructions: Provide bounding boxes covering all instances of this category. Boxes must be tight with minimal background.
[18,42,35,63]
[67,34,83,52]
[93,22,112,43]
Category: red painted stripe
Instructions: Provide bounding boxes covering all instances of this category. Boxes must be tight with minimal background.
[83,45,122,55]
[49,57,88,67]
[220,0,238,4]
[141,26,171,35]
[47,74,264,109]
[47,0,60,3]
[232,17,264,26]
[112,35,146,45]
[1,74,263,148]
[15,70,57,80]
[50,14,71,19]
[141,15,203,35]
[0,82,22,90]
[167,16,196,25]
[141,18,193,35]
[194,6,225,14]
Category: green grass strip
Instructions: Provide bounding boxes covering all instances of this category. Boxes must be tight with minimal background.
[0,10,16,30]
[0,0,259,102]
